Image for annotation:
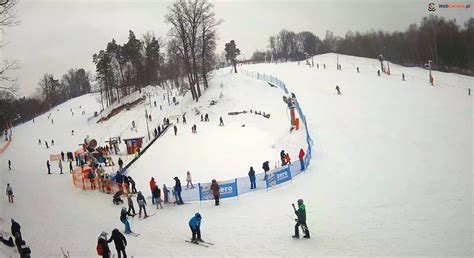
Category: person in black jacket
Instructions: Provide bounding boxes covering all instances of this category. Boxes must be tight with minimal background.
[107,229,127,258]
[248,167,256,189]
[118,158,124,170]
[136,191,148,218]
[280,150,286,166]
[11,219,21,240]
[97,231,111,258]
[128,176,137,193]
[262,161,270,181]
[174,177,184,205]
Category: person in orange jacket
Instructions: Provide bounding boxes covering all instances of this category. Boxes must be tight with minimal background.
[149,177,156,204]
[284,153,291,165]
[298,148,305,171]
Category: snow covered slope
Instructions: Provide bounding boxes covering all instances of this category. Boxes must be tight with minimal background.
[0,53,472,256]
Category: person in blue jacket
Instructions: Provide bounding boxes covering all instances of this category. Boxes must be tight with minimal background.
[189,213,202,243]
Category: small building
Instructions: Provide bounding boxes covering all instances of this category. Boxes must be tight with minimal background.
[123,136,144,155]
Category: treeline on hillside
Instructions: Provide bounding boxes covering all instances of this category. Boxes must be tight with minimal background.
[0,68,91,130]
[252,15,474,74]
[94,0,221,107]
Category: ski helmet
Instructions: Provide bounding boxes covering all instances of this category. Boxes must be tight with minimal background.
[297,199,304,205]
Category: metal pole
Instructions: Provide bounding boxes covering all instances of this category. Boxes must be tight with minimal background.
[145,109,150,141]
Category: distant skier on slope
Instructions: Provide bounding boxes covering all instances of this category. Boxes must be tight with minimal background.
[58,160,63,174]
[120,207,135,234]
[189,213,203,243]
[292,199,310,239]
[6,183,14,203]
[136,191,148,219]
[219,116,224,126]
[107,229,127,258]
[46,160,51,174]
[173,125,177,136]
[8,160,11,170]
[335,85,341,95]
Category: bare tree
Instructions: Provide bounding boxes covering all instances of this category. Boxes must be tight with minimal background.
[0,0,20,95]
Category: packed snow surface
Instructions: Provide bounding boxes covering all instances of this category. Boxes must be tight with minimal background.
[0,53,472,256]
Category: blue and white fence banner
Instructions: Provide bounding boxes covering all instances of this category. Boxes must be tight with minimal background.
[199,179,238,200]
[266,166,292,188]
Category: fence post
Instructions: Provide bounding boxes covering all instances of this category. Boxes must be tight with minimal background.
[235,178,238,199]
[198,183,202,206]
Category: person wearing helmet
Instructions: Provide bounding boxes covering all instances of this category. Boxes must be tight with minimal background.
[120,207,135,234]
[189,213,203,243]
[292,199,310,239]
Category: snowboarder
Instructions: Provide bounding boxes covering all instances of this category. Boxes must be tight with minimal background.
[173,125,177,136]
[46,160,51,174]
[163,184,170,205]
[107,229,127,258]
[210,179,220,206]
[152,185,163,209]
[61,151,65,161]
[174,177,184,205]
[248,167,256,189]
[128,176,137,193]
[8,160,11,170]
[6,183,13,203]
[69,161,73,173]
[292,199,310,239]
[136,191,148,218]
[335,85,341,95]
[186,171,194,189]
[58,160,63,174]
[298,148,306,171]
[189,213,203,243]
[97,231,111,258]
[149,177,156,204]
[219,116,224,126]
[280,150,286,166]
[182,114,186,124]
[120,207,134,234]
[262,161,270,181]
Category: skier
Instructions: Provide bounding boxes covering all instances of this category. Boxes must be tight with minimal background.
[152,185,163,209]
[174,177,184,205]
[61,151,65,161]
[402,73,405,81]
[292,199,310,239]
[149,177,156,204]
[210,179,220,206]
[11,219,21,239]
[125,194,136,216]
[51,139,54,146]
[298,148,306,171]
[136,191,148,218]
[118,158,124,170]
[177,117,179,124]
[280,150,286,166]
[219,116,224,126]
[248,167,256,189]
[200,114,203,121]
[128,176,137,193]
[69,161,73,173]
[357,67,360,73]
[58,160,63,174]
[284,153,291,165]
[186,171,194,189]
[107,229,127,258]
[45,141,49,149]
[163,184,170,205]
[205,114,209,122]
[38,139,41,145]
[173,125,177,136]
[97,231,111,258]
[154,128,158,138]
[189,213,203,243]
[6,183,13,203]
[182,114,186,124]
[262,161,270,181]
[46,160,51,174]
[120,207,134,234]
[377,70,381,76]
[335,85,341,95]
[8,160,11,170]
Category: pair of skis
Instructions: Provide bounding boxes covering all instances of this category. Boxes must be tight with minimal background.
[185,239,214,247]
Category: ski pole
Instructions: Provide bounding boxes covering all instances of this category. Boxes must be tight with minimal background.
[291,204,309,233]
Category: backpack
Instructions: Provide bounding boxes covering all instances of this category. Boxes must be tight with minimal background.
[96,242,103,255]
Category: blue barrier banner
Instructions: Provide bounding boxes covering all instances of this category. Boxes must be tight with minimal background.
[266,167,292,188]
[199,180,238,200]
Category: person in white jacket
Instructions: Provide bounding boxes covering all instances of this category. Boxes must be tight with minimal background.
[186,171,194,189]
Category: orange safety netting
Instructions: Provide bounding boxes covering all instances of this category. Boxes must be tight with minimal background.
[49,154,62,161]
[0,140,11,154]
[71,166,129,196]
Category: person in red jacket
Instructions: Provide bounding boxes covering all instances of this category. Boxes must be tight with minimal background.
[284,153,291,165]
[149,177,156,205]
[298,148,306,171]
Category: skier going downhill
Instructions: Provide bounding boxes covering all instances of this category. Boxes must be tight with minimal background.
[189,213,203,243]
[292,199,310,239]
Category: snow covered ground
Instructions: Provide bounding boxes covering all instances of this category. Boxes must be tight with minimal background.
[0,53,472,256]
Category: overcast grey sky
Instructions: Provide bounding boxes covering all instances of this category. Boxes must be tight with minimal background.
[2,0,471,96]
